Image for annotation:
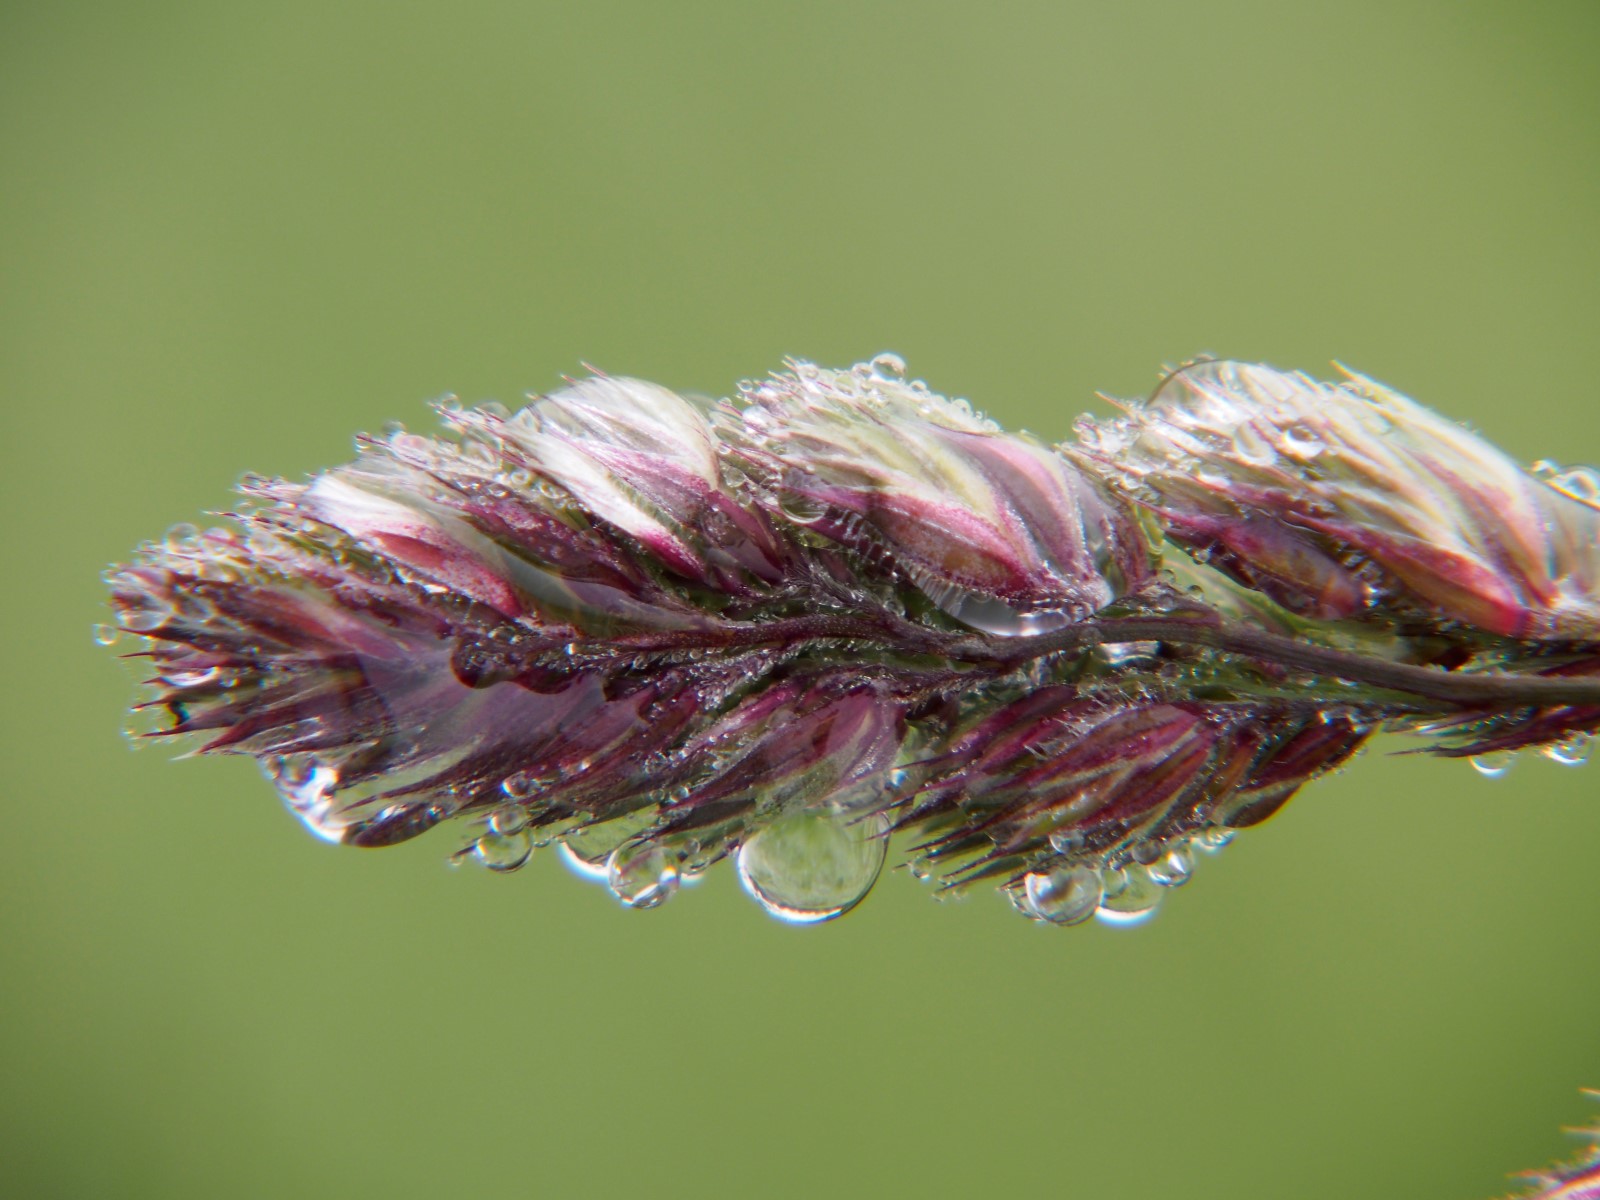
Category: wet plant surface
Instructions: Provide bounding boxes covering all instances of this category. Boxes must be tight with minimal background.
[103,358,1600,940]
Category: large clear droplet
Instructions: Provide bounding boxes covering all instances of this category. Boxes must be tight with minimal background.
[1021,864,1103,926]
[607,838,680,909]
[1096,864,1163,926]
[735,810,889,924]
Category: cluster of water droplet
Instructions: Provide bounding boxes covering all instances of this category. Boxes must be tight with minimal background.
[1468,732,1593,778]
[445,793,896,924]
[1008,828,1233,928]
[1532,460,1600,510]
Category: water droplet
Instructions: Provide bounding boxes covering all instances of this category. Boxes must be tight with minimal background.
[265,755,345,843]
[1048,828,1086,855]
[1096,864,1163,926]
[1550,467,1600,508]
[559,809,662,883]
[735,810,889,924]
[607,838,680,909]
[869,352,907,380]
[941,591,1073,638]
[123,604,169,634]
[92,623,121,647]
[487,804,529,836]
[1279,423,1325,459]
[1540,734,1592,768]
[777,488,827,525]
[1469,751,1515,778]
[1021,864,1103,926]
[472,828,533,872]
[164,522,202,553]
[1231,422,1276,467]
[501,771,540,800]
[1147,845,1194,888]
[1194,828,1234,855]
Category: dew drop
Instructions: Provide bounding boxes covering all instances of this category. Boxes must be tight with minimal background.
[472,828,533,872]
[1231,422,1276,467]
[265,755,345,843]
[92,623,121,647]
[500,771,540,800]
[1194,828,1234,855]
[777,489,827,525]
[1096,864,1163,926]
[735,810,889,924]
[1550,467,1600,508]
[1469,751,1515,778]
[1147,844,1195,888]
[1540,734,1592,768]
[123,605,169,634]
[1021,864,1103,926]
[164,522,202,553]
[1279,423,1325,459]
[607,838,680,909]
[869,352,907,380]
[487,804,529,836]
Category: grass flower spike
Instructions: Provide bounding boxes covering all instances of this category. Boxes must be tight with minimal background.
[103,357,1600,926]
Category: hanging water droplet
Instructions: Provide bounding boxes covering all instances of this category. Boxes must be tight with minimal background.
[487,804,529,836]
[559,809,661,883]
[607,838,680,909]
[869,352,907,380]
[1096,864,1163,926]
[1021,864,1103,926]
[1194,828,1234,855]
[735,810,889,924]
[1147,844,1195,888]
[1540,734,1592,767]
[1469,751,1515,778]
[265,755,345,843]
[472,828,533,872]
[92,623,121,647]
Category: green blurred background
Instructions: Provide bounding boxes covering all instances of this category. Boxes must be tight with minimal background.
[4,3,1598,1197]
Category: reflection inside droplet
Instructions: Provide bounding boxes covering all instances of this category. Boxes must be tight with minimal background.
[735,809,889,924]
[1095,864,1163,926]
[1020,864,1102,926]
[607,838,680,909]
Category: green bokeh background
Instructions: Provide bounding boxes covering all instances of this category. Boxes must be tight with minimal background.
[4,4,1598,1197]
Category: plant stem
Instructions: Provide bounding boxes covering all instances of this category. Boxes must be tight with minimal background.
[611,612,1600,711]
[951,616,1600,709]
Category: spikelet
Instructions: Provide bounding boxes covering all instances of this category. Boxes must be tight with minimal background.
[102,358,1600,924]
